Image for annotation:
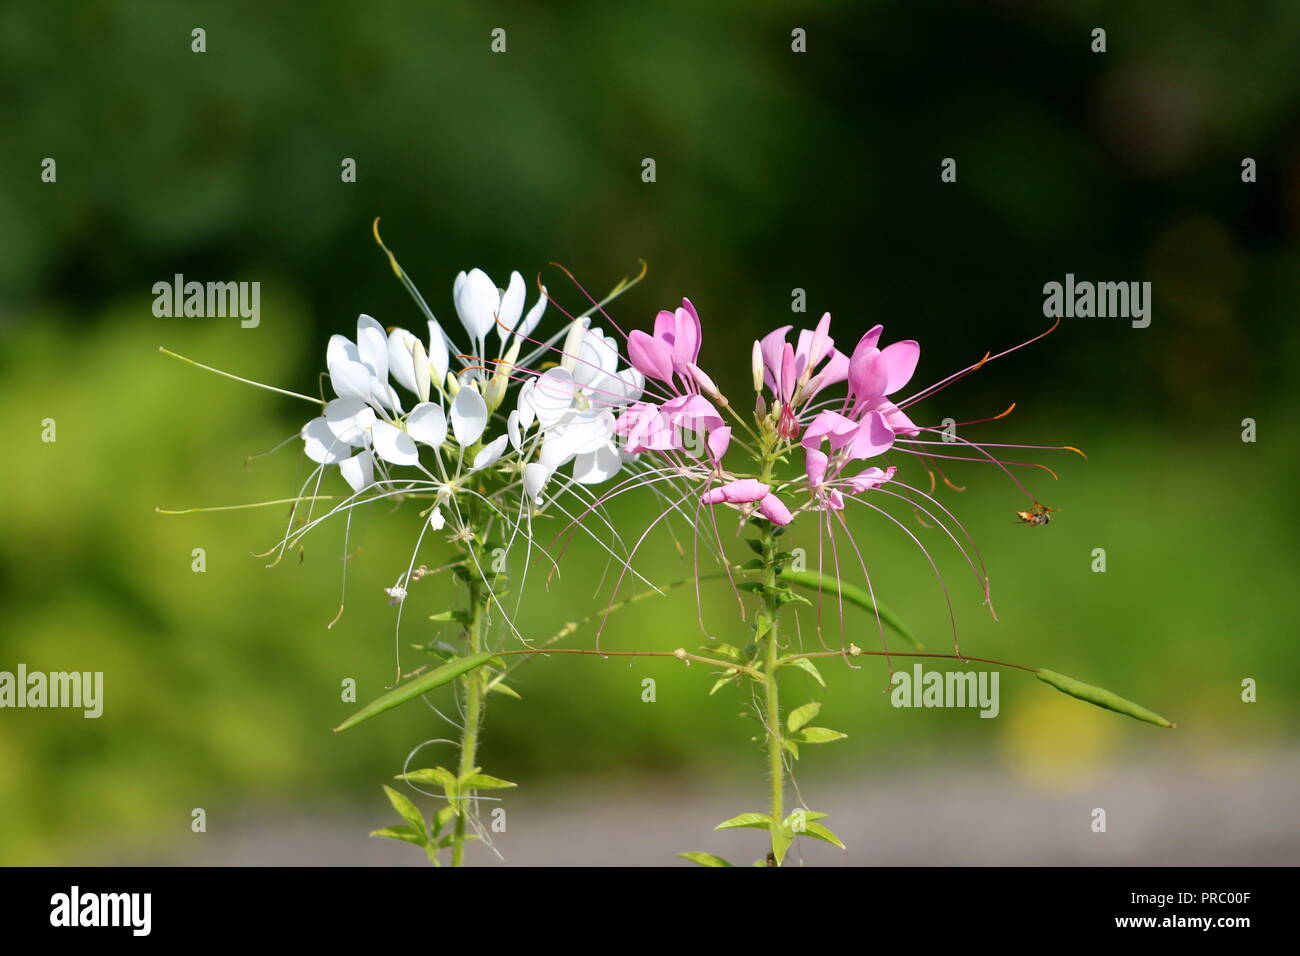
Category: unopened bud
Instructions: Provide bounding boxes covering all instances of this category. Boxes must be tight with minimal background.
[412,339,432,403]
[686,362,720,399]
[751,340,764,393]
[561,318,586,373]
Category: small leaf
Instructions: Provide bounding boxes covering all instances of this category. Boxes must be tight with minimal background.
[715,812,772,831]
[778,568,919,647]
[1035,668,1175,728]
[334,652,495,732]
[787,701,822,733]
[428,610,471,623]
[369,825,424,846]
[785,657,825,687]
[396,767,458,799]
[487,679,522,699]
[744,538,764,555]
[381,785,426,841]
[782,739,800,761]
[796,726,847,744]
[704,644,743,663]
[782,809,829,828]
[801,822,846,849]
[678,851,735,867]
[461,773,517,790]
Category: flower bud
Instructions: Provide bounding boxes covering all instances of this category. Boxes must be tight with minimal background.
[751,340,764,393]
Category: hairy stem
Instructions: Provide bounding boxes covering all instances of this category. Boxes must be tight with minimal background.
[451,574,485,867]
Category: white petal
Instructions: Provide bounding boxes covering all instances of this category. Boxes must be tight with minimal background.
[507,409,522,452]
[356,314,390,382]
[387,328,419,394]
[469,434,508,472]
[450,386,488,446]
[328,359,374,403]
[530,368,577,428]
[516,381,537,429]
[516,286,547,340]
[406,402,447,447]
[539,436,575,471]
[563,409,616,455]
[339,450,375,492]
[372,420,419,466]
[327,334,359,369]
[302,417,350,464]
[427,320,451,385]
[411,338,432,403]
[523,462,552,502]
[428,506,446,530]
[324,397,375,446]
[496,271,526,342]
[454,268,499,343]
[572,444,623,484]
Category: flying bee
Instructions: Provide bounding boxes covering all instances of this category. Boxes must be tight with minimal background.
[1015,501,1059,526]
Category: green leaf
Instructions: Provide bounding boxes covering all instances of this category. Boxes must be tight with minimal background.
[771,822,794,865]
[787,701,821,733]
[381,785,427,841]
[745,538,764,555]
[785,657,826,687]
[782,739,800,761]
[778,568,920,647]
[396,767,458,799]
[434,805,458,833]
[795,726,847,744]
[709,670,741,695]
[703,643,743,663]
[782,809,829,829]
[715,812,772,831]
[487,679,522,699]
[461,773,517,790]
[678,851,734,867]
[369,825,425,846]
[1035,669,1175,728]
[334,652,495,732]
[428,609,471,623]
[801,822,846,849]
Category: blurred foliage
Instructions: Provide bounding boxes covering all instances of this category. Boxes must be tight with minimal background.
[1,0,1299,863]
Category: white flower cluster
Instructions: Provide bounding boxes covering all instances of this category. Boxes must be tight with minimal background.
[300,268,644,525]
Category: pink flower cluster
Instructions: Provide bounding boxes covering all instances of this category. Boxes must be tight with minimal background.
[615,302,922,525]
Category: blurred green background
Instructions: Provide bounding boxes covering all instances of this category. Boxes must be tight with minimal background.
[2,0,1298,865]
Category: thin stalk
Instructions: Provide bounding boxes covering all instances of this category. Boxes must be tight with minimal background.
[758,449,784,866]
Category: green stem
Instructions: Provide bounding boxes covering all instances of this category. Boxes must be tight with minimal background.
[451,575,485,868]
[758,455,784,866]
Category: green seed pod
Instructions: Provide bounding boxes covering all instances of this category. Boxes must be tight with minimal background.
[1035,668,1175,728]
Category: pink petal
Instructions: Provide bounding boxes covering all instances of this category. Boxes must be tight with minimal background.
[848,347,888,405]
[627,329,675,382]
[880,402,921,437]
[877,340,920,394]
[707,426,732,467]
[801,410,858,450]
[758,493,793,525]
[805,447,829,487]
[779,342,797,402]
[674,299,701,367]
[759,325,793,393]
[848,410,896,459]
[701,477,770,506]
